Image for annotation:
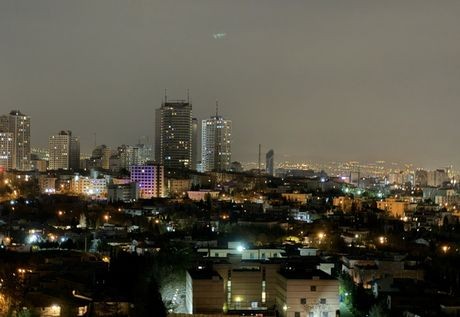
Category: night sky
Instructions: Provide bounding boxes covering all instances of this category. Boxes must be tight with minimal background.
[1,0,460,168]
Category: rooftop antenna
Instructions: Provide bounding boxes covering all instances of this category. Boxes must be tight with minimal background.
[94,133,97,148]
[164,88,168,103]
[258,144,262,176]
[215,100,219,118]
[187,89,190,103]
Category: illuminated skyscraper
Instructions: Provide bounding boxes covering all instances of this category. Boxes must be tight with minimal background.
[0,132,13,170]
[155,100,193,169]
[48,130,80,170]
[1,110,31,171]
[191,117,198,170]
[201,108,232,172]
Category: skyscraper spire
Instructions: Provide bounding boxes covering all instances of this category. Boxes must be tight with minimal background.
[215,100,219,118]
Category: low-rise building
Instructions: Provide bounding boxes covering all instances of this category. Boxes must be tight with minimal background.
[276,268,340,317]
[377,198,409,218]
[108,182,138,203]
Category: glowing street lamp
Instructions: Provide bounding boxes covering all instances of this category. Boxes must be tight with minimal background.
[442,245,449,254]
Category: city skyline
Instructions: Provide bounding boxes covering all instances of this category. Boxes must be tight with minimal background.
[2,1,460,168]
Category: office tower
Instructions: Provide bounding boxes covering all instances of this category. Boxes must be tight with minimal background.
[201,109,232,172]
[266,149,274,176]
[191,117,198,170]
[48,130,80,170]
[155,100,192,169]
[130,164,165,198]
[2,110,31,170]
[0,132,14,170]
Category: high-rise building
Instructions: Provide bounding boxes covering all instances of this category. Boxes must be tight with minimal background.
[0,132,14,170]
[118,144,153,170]
[201,110,232,172]
[191,117,198,170]
[1,110,31,170]
[89,145,111,170]
[266,149,274,176]
[427,169,449,187]
[48,130,80,170]
[415,169,428,187]
[130,164,165,198]
[155,101,192,169]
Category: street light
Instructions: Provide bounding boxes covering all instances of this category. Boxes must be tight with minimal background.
[442,245,449,254]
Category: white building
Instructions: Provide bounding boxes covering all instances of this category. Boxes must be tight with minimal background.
[48,130,80,170]
[201,112,232,172]
[1,110,31,170]
[70,175,108,199]
[0,132,13,170]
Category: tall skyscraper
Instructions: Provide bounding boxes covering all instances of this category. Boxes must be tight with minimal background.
[48,130,80,170]
[191,117,198,170]
[155,100,193,169]
[0,132,13,170]
[201,108,232,172]
[0,110,31,171]
[266,149,274,176]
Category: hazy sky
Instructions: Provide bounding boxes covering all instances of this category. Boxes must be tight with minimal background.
[1,0,460,168]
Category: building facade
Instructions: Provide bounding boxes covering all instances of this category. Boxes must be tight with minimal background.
[108,182,138,203]
[201,114,232,172]
[191,117,198,170]
[70,175,108,199]
[0,132,14,170]
[155,101,193,169]
[0,110,31,170]
[130,164,165,199]
[48,130,80,170]
[186,258,340,317]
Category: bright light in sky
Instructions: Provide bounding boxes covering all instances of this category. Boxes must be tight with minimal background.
[212,33,226,39]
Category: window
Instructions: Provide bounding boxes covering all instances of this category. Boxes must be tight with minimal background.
[310,285,317,292]
[320,298,327,304]
[300,298,307,305]
[295,312,301,317]
[308,313,314,317]
[322,312,329,317]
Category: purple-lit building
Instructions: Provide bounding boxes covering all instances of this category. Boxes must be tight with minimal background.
[129,164,165,199]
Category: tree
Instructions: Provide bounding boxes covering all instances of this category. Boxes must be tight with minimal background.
[368,302,389,317]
